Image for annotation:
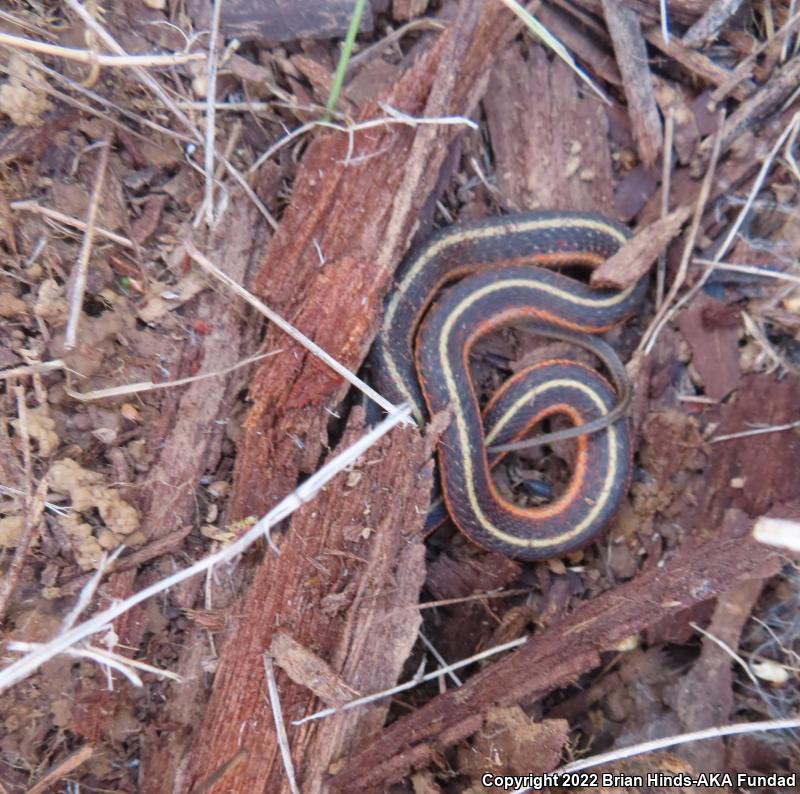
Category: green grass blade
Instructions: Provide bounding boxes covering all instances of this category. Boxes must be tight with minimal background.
[325,0,367,120]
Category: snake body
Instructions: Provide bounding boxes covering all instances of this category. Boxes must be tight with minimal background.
[373,211,647,560]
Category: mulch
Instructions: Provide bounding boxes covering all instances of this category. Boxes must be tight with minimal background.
[0,1,799,792]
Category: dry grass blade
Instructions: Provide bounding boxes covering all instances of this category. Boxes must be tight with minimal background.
[639,113,725,354]
[0,30,205,67]
[659,0,670,42]
[643,109,800,354]
[247,111,478,177]
[540,719,800,781]
[62,0,277,229]
[709,419,800,443]
[66,349,280,401]
[693,258,800,285]
[292,635,527,726]
[499,0,609,103]
[202,0,223,226]
[689,620,760,687]
[10,200,135,248]
[64,137,111,349]
[184,242,407,419]
[263,653,300,794]
[0,388,48,620]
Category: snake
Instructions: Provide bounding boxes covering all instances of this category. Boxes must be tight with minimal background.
[372,211,647,560]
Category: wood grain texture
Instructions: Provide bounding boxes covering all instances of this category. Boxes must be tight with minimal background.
[484,41,614,212]
[181,412,430,793]
[177,3,529,792]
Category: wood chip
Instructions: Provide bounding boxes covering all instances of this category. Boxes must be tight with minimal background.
[602,0,663,168]
[484,42,613,211]
[676,292,742,400]
[683,0,747,48]
[393,0,429,22]
[591,205,691,288]
[270,632,359,707]
[457,708,568,781]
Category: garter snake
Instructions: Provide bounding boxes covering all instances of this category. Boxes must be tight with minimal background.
[373,211,647,560]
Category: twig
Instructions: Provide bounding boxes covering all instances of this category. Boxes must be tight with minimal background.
[644,110,800,354]
[292,635,528,726]
[65,347,281,402]
[0,476,47,619]
[57,527,194,597]
[784,115,800,180]
[419,631,463,688]
[11,200,135,248]
[714,56,800,155]
[753,517,800,552]
[678,394,718,405]
[418,587,533,609]
[263,653,300,794]
[178,100,274,112]
[689,620,760,687]
[0,359,64,381]
[0,9,50,36]
[203,0,223,226]
[0,389,48,621]
[184,242,407,420]
[0,30,205,67]
[64,138,111,349]
[656,109,675,307]
[346,18,447,71]
[682,0,746,49]
[783,0,799,62]
[645,29,752,102]
[0,405,411,694]
[603,0,662,167]
[640,112,725,354]
[710,9,800,105]
[24,744,94,794]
